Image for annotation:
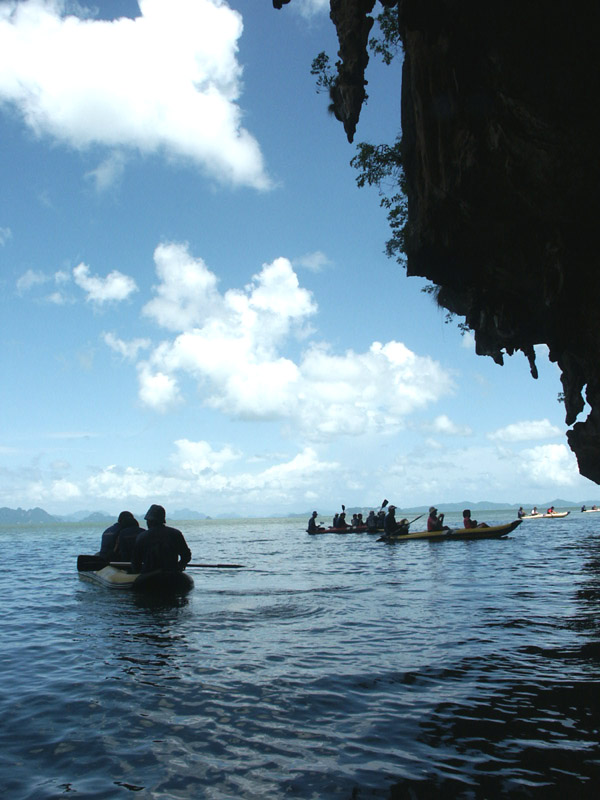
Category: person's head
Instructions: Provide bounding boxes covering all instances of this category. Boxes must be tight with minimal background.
[399,518,408,526]
[118,510,137,527]
[312,511,318,518]
[463,509,471,518]
[144,504,166,524]
[388,505,396,514]
[339,512,345,518]
[429,506,437,516]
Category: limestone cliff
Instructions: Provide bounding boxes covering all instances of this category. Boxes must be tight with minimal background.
[274,1,600,484]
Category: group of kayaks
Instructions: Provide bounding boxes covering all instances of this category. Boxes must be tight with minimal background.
[310,519,522,542]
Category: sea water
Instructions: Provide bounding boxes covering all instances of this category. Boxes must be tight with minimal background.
[0,511,599,798]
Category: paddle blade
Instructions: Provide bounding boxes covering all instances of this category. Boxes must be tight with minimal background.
[77,554,108,572]
[381,499,388,509]
[342,504,345,511]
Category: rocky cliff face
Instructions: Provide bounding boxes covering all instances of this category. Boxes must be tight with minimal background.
[274,0,600,485]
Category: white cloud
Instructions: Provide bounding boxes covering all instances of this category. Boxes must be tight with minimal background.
[293,250,332,272]
[103,331,151,361]
[73,262,137,303]
[54,269,70,284]
[85,151,126,192]
[130,243,456,438]
[488,419,562,443]
[461,330,475,349]
[82,445,339,505]
[142,242,221,332]
[428,414,472,436]
[28,477,82,501]
[294,0,330,18]
[0,225,11,245]
[16,268,48,293]
[173,439,240,474]
[0,0,270,189]
[518,443,579,486]
[137,364,181,412]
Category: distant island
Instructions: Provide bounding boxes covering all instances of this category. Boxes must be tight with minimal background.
[0,506,212,524]
[1,499,599,525]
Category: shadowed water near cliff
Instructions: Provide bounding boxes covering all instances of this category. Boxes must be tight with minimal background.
[1,512,599,798]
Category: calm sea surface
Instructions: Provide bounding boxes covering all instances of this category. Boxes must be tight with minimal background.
[1,510,599,799]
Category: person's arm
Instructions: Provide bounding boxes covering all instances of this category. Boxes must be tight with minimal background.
[177,532,192,569]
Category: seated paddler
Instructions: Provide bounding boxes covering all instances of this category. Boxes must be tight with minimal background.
[96,510,140,561]
[132,504,191,574]
[383,505,408,536]
[114,511,143,560]
[307,511,324,534]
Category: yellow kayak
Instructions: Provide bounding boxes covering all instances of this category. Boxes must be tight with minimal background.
[378,519,521,542]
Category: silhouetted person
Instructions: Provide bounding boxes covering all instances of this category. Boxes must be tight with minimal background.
[114,511,142,560]
[132,504,191,574]
[96,511,139,560]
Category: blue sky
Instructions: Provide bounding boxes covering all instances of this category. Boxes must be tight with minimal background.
[0,0,597,517]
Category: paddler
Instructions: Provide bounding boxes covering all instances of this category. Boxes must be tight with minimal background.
[307,511,324,534]
[383,505,409,536]
[462,509,489,529]
[427,506,449,532]
[133,504,191,574]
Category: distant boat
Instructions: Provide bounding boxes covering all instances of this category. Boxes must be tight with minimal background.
[581,507,600,513]
[521,511,570,519]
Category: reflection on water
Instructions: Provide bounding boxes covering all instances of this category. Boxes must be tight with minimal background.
[1,513,600,798]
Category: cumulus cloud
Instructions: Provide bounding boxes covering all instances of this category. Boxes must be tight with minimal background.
[488,419,562,443]
[518,443,579,486]
[0,225,12,245]
[173,439,240,474]
[73,262,137,304]
[0,0,270,189]
[142,242,221,331]
[137,364,181,412]
[129,243,456,438]
[28,477,82,501]
[83,445,338,504]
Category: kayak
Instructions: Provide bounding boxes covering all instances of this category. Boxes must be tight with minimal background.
[307,525,377,535]
[378,519,521,542]
[582,508,600,513]
[79,564,194,594]
[521,511,570,519]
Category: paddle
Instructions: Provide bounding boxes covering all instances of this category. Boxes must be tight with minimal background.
[77,555,244,572]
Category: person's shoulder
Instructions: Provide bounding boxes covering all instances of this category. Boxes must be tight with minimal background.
[103,522,119,533]
[164,524,184,535]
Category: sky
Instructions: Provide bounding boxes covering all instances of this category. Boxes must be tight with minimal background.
[1,0,597,517]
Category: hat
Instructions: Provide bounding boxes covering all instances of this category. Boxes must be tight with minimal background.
[144,504,166,522]
[388,505,396,511]
[429,506,437,514]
